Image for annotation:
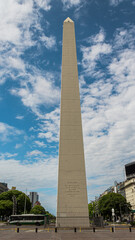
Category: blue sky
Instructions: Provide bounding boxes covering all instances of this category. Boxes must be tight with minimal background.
[0,0,135,215]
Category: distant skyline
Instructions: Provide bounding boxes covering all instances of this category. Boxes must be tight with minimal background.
[0,0,135,215]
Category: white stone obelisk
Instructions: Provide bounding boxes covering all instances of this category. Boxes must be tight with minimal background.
[56,17,89,227]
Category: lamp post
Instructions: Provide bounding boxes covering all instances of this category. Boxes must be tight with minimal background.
[112,208,115,232]
[120,203,122,222]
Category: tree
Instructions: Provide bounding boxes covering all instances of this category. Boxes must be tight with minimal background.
[30,205,46,214]
[88,202,95,218]
[0,190,31,217]
[0,200,13,219]
[98,192,131,220]
[45,211,56,220]
[17,193,31,214]
[0,190,21,201]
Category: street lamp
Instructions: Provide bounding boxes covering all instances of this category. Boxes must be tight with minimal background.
[112,208,115,232]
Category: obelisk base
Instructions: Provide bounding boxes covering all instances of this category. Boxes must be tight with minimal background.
[56,216,90,227]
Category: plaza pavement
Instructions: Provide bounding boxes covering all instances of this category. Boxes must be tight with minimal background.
[0,228,135,240]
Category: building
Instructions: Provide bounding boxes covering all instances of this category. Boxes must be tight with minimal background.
[116,178,135,219]
[100,181,134,211]
[99,161,135,214]
[56,17,89,227]
[123,162,135,211]
[0,182,8,194]
[125,162,135,180]
[124,178,135,211]
[34,201,41,206]
[116,181,125,197]
[28,192,39,207]
[99,186,115,198]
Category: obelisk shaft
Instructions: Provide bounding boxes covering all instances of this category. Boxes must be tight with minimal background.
[56,18,89,227]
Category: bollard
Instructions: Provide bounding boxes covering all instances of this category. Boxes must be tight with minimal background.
[74,227,76,232]
[35,228,38,233]
[129,227,132,232]
[112,227,114,232]
[93,227,95,232]
[17,228,19,233]
[55,227,57,233]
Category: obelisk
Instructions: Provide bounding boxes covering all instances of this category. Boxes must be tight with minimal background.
[56,17,89,227]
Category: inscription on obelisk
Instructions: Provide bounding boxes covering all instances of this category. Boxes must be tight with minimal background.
[56,17,89,227]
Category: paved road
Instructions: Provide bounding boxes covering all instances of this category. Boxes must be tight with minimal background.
[0,231,135,240]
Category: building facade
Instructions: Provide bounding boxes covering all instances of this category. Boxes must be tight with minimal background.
[0,182,8,194]
[28,192,39,207]
[125,162,135,180]
[116,181,125,198]
[124,178,135,211]
[100,180,135,211]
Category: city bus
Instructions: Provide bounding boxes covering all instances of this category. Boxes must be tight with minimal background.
[9,214,49,225]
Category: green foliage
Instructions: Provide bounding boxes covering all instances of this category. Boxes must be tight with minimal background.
[30,205,46,214]
[0,190,31,217]
[0,190,22,201]
[98,192,131,220]
[88,202,95,218]
[17,193,31,214]
[0,190,54,220]
[45,211,56,220]
[0,200,13,217]
[130,221,135,226]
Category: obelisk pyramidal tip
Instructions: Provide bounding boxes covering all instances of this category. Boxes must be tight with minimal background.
[64,17,74,22]
[56,19,89,228]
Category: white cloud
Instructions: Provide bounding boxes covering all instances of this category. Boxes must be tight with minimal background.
[109,0,124,6]
[61,0,81,9]
[0,0,33,83]
[39,192,57,215]
[16,115,24,120]
[81,29,112,78]
[0,122,23,142]
[0,0,52,44]
[0,0,33,44]
[0,0,57,120]
[109,49,135,84]
[0,152,18,158]
[26,150,45,157]
[82,79,135,199]
[35,141,46,148]
[38,108,60,142]
[81,42,112,76]
[10,72,60,116]
[113,25,135,49]
[0,156,58,213]
[88,28,105,44]
[0,0,56,85]
[0,70,6,85]
[15,144,22,149]
[7,57,25,71]
[80,25,135,200]
[36,0,51,11]
[40,35,56,49]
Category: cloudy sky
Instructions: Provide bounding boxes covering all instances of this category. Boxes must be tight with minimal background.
[0,0,135,215]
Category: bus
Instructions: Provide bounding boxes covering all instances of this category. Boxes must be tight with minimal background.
[9,214,49,225]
